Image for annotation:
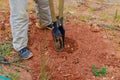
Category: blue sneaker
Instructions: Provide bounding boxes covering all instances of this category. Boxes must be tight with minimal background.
[18,47,33,59]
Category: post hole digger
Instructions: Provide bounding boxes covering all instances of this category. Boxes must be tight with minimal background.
[34,0,65,51]
[49,0,65,51]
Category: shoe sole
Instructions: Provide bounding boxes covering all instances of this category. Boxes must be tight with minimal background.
[22,52,33,60]
[36,23,53,30]
[36,23,45,29]
[46,27,53,30]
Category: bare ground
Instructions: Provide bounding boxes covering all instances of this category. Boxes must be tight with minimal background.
[0,0,120,80]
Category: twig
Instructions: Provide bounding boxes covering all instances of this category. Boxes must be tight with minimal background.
[97,24,120,31]
[11,63,32,71]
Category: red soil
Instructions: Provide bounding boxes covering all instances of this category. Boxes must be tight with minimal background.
[0,12,120,80]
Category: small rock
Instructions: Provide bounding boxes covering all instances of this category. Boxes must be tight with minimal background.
[71,48,74,51]
[67,45,70,48]
[111,76,115,79]
[103,35,108,39]
[63,74,71,77]
[90,25,101,32]
[115,52,120,59]
[57,66,61,71]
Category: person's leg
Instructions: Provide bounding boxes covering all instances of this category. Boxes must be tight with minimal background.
[34,0,52,28]
[9,0,29,51]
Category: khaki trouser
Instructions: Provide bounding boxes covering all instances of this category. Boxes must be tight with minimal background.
[9,0,52,51]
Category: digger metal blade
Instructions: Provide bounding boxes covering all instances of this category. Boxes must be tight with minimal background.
[52,31,63,51]
[57,17,65,45]
[52,22,64,51]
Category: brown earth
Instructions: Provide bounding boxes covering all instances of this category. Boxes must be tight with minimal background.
[26,14,120,80]
[1,12,120,80]
[0,0,120,80]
